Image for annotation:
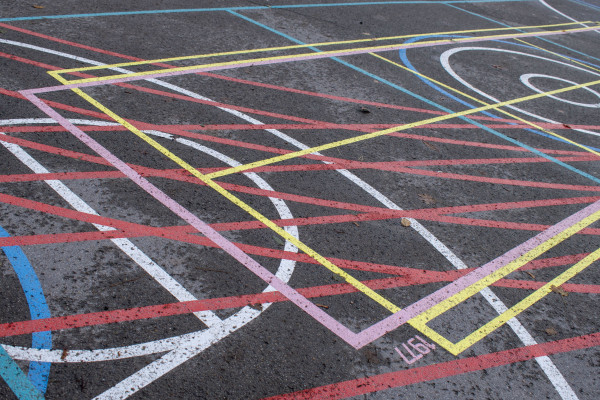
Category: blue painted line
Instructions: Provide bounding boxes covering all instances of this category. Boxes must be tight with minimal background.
[0,346,44,400]
[0,0,529,22]
[0,226,51,394]
[230,11,600,185]
[446,3,600,69]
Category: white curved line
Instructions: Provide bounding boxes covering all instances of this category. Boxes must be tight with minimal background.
[440,46,583,400]
[441,46,600,137]
[539,0,600,34]
[520,73,600,108]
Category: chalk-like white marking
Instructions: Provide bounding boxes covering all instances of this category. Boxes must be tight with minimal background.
[441,46,600,137]
[539,0,600,34]
[440,47,582,400]
[520,73,600,108]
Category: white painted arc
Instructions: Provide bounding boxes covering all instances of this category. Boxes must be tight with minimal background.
[440,47,600,138]
[520,73,600,108]
[1,120,297,361]
[439,47,580,400]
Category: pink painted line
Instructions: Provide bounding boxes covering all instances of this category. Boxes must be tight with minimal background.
[22,25,600,95]
[21,91,359,345]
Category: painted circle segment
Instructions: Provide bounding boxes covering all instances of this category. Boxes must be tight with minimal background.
[520,73,600,108]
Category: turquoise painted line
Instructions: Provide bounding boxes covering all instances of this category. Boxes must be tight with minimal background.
[0,346,44,399]
[229,11,600,185]
[0,226,51,394]
[0,0,530,22]
[447,3,600,66]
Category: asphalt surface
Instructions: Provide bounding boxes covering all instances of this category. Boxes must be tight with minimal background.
[0,0,599,399]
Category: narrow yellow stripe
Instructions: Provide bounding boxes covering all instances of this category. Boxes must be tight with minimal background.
[52,21,588,76]
[371,53,600,158]
[448,247,600,355]
[53,25,600,85]
[205,77,600,179]
[408,209,600,341]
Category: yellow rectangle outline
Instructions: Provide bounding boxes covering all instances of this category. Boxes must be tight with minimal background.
[48,22,599,85]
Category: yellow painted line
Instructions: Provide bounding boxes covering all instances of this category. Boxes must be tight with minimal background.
[65,81,600,353]
[50,24,600,85]
[205,77,600,179]
[371,53,600,158]
[515,37,600,74]
[52,21,589,76]
[409,209,600,354]
[49,37,600,351]
[49,72,402,315]
[448,247,600,355]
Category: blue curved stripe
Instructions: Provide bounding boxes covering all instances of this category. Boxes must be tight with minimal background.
[0,226,51,394]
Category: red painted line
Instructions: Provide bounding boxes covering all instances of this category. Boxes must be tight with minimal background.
[261,332,600,399]
[0,275,443,338]
[0,23,143,61]
[211,155,597,174]
[3,129,597,197]
[386,166,600,192]
[389,132,589,155]
[0,132,113,166]
[431,215,600,235]
[522,253,589,270]
[0,87,115,121]
[0,265,596,339]
[7,121,599,136]
[1,185,597,249]
[0,192,194,240]
[0,152,596,185]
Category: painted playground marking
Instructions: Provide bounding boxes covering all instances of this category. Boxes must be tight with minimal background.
[12,21,599,356]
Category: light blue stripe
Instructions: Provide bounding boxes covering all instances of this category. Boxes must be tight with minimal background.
[0,226,51,394]
[0,0,530,22]
[0,346,44,400]
[230,11,600,184]
[446,3,600,67]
